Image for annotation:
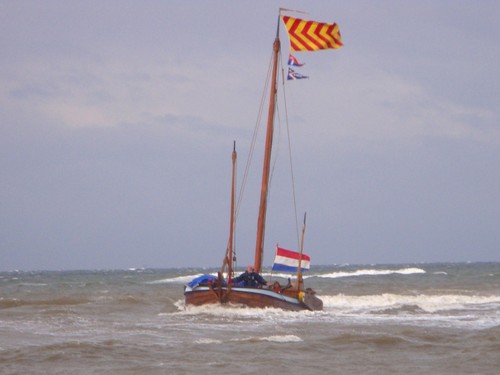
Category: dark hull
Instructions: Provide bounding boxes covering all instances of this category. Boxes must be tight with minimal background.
[184,285,322,311]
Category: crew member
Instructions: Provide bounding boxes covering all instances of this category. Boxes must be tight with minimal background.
[233,265,267,288]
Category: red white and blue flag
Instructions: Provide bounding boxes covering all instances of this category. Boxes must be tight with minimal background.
[272,246,311,272]
[288,54,305,67]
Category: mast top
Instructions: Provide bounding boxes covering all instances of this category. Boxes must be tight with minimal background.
[275,13,281,38]
[253,21,281,273]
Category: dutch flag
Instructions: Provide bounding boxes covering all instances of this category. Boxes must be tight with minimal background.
[272,246,311,272]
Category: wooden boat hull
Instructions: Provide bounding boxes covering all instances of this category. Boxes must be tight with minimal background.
[184,285,322,311]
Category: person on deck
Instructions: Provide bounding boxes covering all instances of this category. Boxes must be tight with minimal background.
[232,265,267,288]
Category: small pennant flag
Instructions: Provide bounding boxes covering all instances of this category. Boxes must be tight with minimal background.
[287,68,309,80]
[288,54,305,67]
[282,16,343,52]
[272,246,311,272]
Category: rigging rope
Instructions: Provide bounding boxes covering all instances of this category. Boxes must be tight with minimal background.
[234,51,273,222]
[228,43,302,263]
[224,46,273,273]
[278,56,301,250]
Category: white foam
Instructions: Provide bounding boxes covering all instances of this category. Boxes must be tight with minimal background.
[317,267,426,279]
[147,273,215,284]
[260,335,302,343]
[194,334,302,345]
[168,294,500,330]
[322,293,500,313]
[180,302,283,316]
[174,300,321,322]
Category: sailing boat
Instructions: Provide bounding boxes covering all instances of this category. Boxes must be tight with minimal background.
[184,11,342,311]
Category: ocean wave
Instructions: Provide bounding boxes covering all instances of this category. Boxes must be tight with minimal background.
[18,282,48,287]
[194,338,222,345]
[149,267,427,284]
[259,335,302,343]
[176,300,317,319]
[321,293,500,313]
[194,334,302,345]
[229,335,303,343]
[316,267,426,279]
[147,274,210,284]
[0,296,92,309]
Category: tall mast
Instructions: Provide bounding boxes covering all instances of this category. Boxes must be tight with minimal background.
[228,141,237,283]
[254,21,281,273]
[297,213,306,292]
[221,141,237,284]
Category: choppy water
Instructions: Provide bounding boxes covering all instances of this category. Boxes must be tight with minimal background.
[1,263,499,374]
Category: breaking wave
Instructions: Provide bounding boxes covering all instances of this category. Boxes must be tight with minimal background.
[153,267,427,284]
[316,267,426,279]
[321,293,500,313]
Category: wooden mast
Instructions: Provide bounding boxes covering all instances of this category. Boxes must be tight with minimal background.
[220,142,237,285]
[254,23,281,274]
[297,213,306,292]
[227,141,237,286]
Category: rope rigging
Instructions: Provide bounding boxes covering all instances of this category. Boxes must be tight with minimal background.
[224,42,302,274]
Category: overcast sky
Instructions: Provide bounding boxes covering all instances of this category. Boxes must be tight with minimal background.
[1,1,499,271]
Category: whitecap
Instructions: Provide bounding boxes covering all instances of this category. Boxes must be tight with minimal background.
[147,273,215,284]
[318,267,426,279]
[321,293,500,313]
[260,335,302,343]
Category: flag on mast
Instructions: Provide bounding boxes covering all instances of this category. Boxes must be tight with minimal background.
[287,68,309,80]
[288,54,305,67]
[272,246,311,272]
[281,16,343,52]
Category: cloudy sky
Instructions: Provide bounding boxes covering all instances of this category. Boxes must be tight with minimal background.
[1,1,499,271]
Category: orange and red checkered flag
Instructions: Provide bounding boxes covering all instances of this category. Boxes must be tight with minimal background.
[281,16,343,52]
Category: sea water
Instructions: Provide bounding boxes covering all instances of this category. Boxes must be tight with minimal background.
[0,263,499,374]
